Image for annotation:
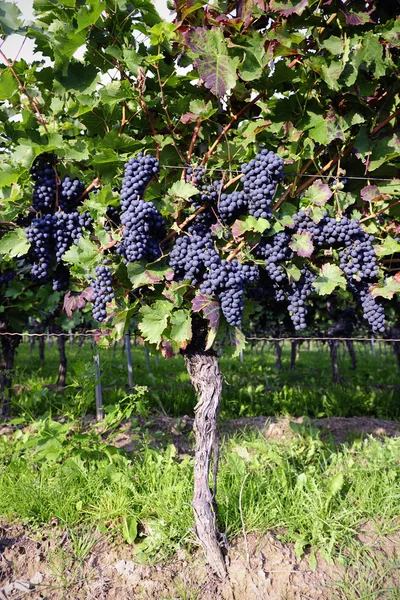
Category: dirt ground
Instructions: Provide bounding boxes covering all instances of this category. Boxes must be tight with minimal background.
[1,520,399,600]
[1,415,400,599]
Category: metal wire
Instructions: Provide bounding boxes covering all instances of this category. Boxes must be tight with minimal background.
[1,331,399,342]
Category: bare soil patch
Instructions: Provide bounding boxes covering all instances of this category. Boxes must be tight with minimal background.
[1,521,399,600]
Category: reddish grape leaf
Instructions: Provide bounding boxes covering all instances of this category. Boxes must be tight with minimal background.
[185,28,239,97]
[181,112,199,124]
[360,185,390,203]
[231,219,247,239]
[63,287,94,318]
[304,179,333,206]
[269,0,308,16]
[289,232,314,257]
[395,272,400,283]
[192,293,220,349]
[160,341,175,359]
[341,10,373,25]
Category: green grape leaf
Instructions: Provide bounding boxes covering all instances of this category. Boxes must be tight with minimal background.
[375,236,400,258]
[0,228,29,257]
[312,264,347,295]
[167,181,199,200]
[370,277,400,300]
[170,309,192,344]
[138,300,173,344]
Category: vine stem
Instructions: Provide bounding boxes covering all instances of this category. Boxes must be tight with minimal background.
[360,198,400,223]
[371,107,400,136]
[201,93,264,166]
[79,178,100,201]
[160,204,208,245]
[226,240,245,262]
[0,48,49,133]
[187,119,202,163]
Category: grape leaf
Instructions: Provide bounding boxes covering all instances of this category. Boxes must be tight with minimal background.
[167,181,199,200]
[76,0,105,32]
[170,309,192,344]
[289,232,314,257]
[192,293,220,349]
[127,262,174,288]
[360,185,387,203]
[304,179,333,206]
[370,277,400,299]
[63,288,94,318]
[312,264,346,295]
[138,301,173,344]
[375,236,400,258]
[0,228,29,257]
[185,27,239,97]
[269,0,308,16]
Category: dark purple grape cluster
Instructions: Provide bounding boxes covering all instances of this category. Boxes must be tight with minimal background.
[118,155,165,264]
[254,231,292,283]
[241,149,284,219]
[31,155,57,214]
[52,211,84,262]
[185,165,205,187]
[92,265,114,322]
[348,282,385,333]
[26,215,54,280]
[339,239,379,280]
[169,223,219,285]
[59,176,85,212]
[286,268,316,330]
[218,189,247,221]
[0,269,15,286]
[200,260,259,326]
[53,264,70,292]
[120,153,159,209]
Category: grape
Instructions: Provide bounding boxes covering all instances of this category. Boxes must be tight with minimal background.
[52,211,83,263]
[59,175,85,212]
[254,231,292,283]
[118,154,165,263]
[169,223,219,285]
[185,165,205,187]
[26,214,54,280]
[31,154,57,214]
[200,259,259,326]
[286,267,316,330]
[92,265,114,322]
[53,264,70,292]
[241,149,284,219]
[0,269,15,286]
[348,282,386,333]
[218,189,247,222]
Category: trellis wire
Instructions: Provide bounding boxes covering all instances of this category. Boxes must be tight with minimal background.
[2,332,400,342]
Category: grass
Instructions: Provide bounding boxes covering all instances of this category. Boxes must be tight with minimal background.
[1,416,399,566]
[11,338,400,420]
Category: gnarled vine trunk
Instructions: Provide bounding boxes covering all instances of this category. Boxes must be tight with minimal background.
[0,333,20,418]
[56,332,67,387]
[345,340,357,370]
[273,340,282,370]
[182,317,227,579]
[329,340,340,384]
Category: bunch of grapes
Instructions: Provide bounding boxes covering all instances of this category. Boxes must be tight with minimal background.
[200,260,259,326]
[52,211,84,262]
[169,223,219,285]
[91,265,115,322]
[241,149,284,219]
[254,231,292,283]
[31,155,57,214]
[53,264,70,292]
[118,154,165,264]
[286,268,316,331]
[26,215,54,280]
[59,176,85,212]
[348,282,385,333]
[0,270,15,286]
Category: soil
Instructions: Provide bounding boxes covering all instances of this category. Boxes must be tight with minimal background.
[1,415,399,599]
[0,520,399,600]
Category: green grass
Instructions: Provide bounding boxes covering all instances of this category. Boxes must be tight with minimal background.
[1,417,399,565]
[12,339,400,420]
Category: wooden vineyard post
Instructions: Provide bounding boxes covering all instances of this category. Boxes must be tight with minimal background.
[125,331,134,389]
[94,353,104,421]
